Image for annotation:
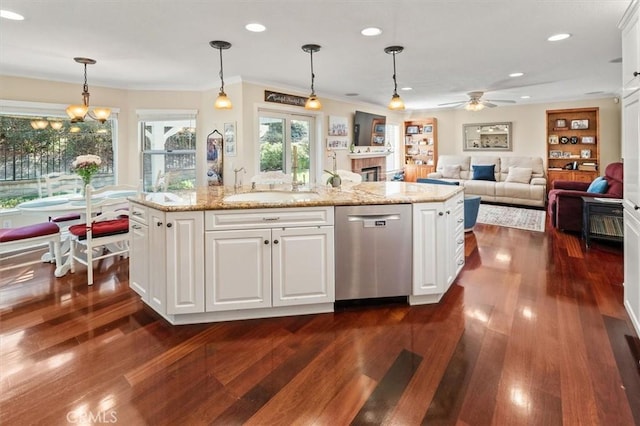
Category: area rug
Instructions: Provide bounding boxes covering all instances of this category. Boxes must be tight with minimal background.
[476,204,546,232]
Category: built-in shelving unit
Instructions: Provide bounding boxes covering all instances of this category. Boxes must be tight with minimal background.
[403,118,438,182]
[546,107,600,189]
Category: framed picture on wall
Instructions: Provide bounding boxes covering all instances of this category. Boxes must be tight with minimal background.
[224,122,237,157]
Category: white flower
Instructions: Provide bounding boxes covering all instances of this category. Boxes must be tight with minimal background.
[72,154,101,168]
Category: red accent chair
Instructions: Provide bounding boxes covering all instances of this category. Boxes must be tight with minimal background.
[547,162,623,232]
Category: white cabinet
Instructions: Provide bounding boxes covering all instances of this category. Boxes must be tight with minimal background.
[205,207,335,313]
[272,226,334,307]
[165,211,204,315]
[624,211,640,335]
[621,0,640,337]
[621,0,640,96]
[205,229,271,311]
[411,192,464,302]
[129,204,149,300]
[130,204,204,316]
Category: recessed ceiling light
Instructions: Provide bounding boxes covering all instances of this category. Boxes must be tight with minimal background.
[400,87,413,91]
[548,33,571,42]
[520,95,531,99]
[509,72,524,78]
[361,27,382,36]
[245,23,266,32]
[0,9,24,20]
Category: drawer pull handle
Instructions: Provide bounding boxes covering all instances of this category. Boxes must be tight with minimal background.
[457,199,464,204]
[132,211,143,216]
[263,217,280,221]
[457,259,465,265]
[132,224,141,230]
[457,239,463,244]
[457,218,463,223]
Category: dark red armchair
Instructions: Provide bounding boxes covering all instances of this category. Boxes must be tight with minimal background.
[547,162,623,232]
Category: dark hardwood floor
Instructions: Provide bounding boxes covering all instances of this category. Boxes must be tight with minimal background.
[1,220,638,425]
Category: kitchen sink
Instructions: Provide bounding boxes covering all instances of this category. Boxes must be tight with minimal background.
[224,190,321,203]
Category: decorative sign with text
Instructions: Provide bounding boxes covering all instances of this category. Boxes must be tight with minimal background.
[264,90,306,107]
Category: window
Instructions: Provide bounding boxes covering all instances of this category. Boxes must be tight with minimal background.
[385,123,402,176]
[0,101,116,207]
[138,111,196,192]
[258,109,316,183]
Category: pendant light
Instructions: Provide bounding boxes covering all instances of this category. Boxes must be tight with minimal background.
[384,46,405,111]
[302,44,322,110]
[66,57,111,123]
[210,40,233,109]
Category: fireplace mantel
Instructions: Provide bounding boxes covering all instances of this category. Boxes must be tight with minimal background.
[348,152,391,159]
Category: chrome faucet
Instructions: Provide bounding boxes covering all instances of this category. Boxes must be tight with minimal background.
[233,167,246,190]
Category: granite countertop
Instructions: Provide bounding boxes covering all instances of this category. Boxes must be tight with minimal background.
[128,181,463,212]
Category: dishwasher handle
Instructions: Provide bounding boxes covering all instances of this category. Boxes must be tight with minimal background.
[347,213,401,228]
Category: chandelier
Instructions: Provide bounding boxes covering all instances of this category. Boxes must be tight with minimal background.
[66,57,111,123]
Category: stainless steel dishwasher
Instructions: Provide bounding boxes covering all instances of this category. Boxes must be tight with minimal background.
[335,204,412,300]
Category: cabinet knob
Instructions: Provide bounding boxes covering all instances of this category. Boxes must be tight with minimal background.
[166,223,172,228]
[439,212,444,216]
[264,240,270,245]
[446,210,451,215]
[273,239,279,244]
[635,205,640,211]
[634,71,640,77]
[156,222,163,227]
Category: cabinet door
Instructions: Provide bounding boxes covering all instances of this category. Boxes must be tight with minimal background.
[624,210,640,336]
[416,165,431,180]
[148,209,166,314]
[412,203,445,295]
[129,220,148,300]
[166,211,204,315]
[205,229,271,311]
[272,226,335,307]
[623,92,640,211]
[622,8,640,95]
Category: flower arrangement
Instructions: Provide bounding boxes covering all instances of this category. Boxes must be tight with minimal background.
[72,154,102,189]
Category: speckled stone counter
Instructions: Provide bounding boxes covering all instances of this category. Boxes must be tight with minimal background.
[128,181,463,211]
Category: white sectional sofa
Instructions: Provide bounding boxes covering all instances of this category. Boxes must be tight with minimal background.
[427,155,547,207]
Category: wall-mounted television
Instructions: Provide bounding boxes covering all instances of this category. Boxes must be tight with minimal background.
[354,110,386,146]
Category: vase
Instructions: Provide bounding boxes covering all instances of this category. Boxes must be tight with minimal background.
[81,177,92,196]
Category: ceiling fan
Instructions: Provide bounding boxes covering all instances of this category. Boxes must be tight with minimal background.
[438,91,516,111]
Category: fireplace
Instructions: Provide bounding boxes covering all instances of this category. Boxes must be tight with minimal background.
[360,166,380,182]
[350,155,387,181]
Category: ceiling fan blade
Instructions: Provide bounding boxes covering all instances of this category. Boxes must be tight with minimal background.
[481,101,498,108]
[484,99,516,104]
[438,101,467,106]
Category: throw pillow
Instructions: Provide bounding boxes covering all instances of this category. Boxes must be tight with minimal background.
[472,164,496,181]
[417,178,460,186]
[587,176,608,194]
[442,165,461,179]
[505,166,533,184]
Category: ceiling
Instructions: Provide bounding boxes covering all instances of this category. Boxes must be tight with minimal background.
[0,0,631,111]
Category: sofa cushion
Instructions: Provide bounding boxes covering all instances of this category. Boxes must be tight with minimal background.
[505,166,532,184]
[435,155,472,179]
[417,178,460,186]
[472,164,496,181]
[587,176,608,194]
[69,218,130,241]
[499,156,545,180]
[442,165,461,179]
[0,222,59,243]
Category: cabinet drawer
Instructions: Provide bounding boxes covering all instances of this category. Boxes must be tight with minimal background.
[129,203,148,225]
[206,207,334,230]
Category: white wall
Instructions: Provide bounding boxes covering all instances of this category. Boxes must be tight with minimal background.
[0,75,622,189]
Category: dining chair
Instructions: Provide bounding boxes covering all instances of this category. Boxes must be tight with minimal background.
[44,173,83,196]
[0,222,62,273]
[67,184,135,285]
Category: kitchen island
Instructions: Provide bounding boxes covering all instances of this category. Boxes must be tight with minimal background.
[129,182,464,324]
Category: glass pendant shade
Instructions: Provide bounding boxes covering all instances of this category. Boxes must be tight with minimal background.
[215,91,232,109]
[92,107,112,123]
[305,94,322,110]
[388,93,405,110]
[66,104,89,122]
[464,101,485,111]
[50,121,63,130]
[30,119,49,129]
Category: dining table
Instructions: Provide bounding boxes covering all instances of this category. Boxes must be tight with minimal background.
[16,189,138,277]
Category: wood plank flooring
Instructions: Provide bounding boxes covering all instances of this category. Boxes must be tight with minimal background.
[1,221,637,425]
